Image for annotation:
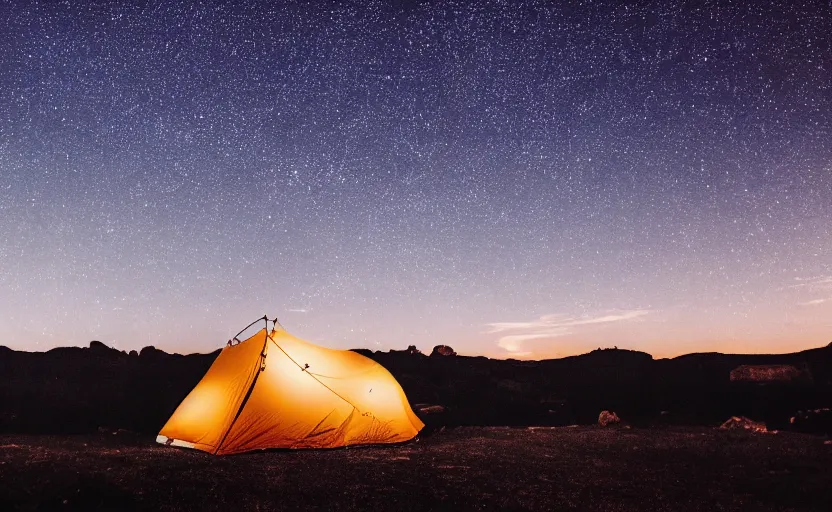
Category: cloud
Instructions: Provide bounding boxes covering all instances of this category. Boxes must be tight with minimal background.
[487,309,651,357]
[486,314,569,334]
[287,308,309,313]
[790,276,832,307]
[496,332,568,353]
[789,276,832,289]
[799,298,829,306]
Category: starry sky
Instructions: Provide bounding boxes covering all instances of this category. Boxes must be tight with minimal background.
[1,0,831,359]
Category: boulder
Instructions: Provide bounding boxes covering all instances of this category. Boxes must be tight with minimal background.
[413,404,447,415]
[431,345,457,357]
[598,410,620,426]
[729,364,812,384]
[412,404,448,429]
[719,416,768,433]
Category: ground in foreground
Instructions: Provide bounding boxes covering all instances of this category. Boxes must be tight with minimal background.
[1,427,831,511]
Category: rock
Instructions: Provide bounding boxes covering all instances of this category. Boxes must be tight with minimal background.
[729,364,812,384]
[128,350,138,357]
[598,410,621,426]
[88,340,118,355]
[139,346,167,359]
[719,416,768,433]
[413,404,447,415]
[430,345,457,357]
[406,345,422,355]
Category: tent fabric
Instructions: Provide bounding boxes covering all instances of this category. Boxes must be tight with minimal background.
[157,326,423,455]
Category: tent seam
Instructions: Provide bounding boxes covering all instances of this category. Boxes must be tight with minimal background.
[213,329,270,454]
[268,337,366,414]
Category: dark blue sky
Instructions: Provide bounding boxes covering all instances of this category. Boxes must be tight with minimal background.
[1,0,831,357]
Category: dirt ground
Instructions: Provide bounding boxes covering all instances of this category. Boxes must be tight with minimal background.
[1,426,830,511]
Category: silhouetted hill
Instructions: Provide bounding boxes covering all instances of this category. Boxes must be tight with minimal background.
[1,341,830,436]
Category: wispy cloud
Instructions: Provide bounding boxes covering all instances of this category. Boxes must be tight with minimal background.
[790,276,832,307]
[496,332,568,353]
[287,308,309,313]
[789,276,832,289]
[487,309,651,357]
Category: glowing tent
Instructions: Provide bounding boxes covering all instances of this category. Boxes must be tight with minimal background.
[157,316,424,455]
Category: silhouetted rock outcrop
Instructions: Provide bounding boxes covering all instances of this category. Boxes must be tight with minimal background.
[139,346,167,359]
[89,340,109,352]
[431,345,456,357]
[598,410,621,426]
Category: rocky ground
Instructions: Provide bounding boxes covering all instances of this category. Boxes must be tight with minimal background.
[1,426,831,511]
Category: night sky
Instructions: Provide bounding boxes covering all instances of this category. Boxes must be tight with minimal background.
[1,0,831,358]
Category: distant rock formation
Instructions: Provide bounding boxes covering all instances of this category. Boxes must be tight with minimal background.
[89,340,109,351]
[598,410,621,426]
[719,416,769,433]
[139,346,167,359]
[385,345,424,356]
[431,345,456,357]
[730,364,812,384]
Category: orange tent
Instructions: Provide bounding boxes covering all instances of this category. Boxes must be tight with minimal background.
[157,317,424,455]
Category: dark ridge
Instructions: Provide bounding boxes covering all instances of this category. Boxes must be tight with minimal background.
[0,342,830,436]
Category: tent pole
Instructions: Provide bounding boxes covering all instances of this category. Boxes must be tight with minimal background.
[231,315,269,343]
